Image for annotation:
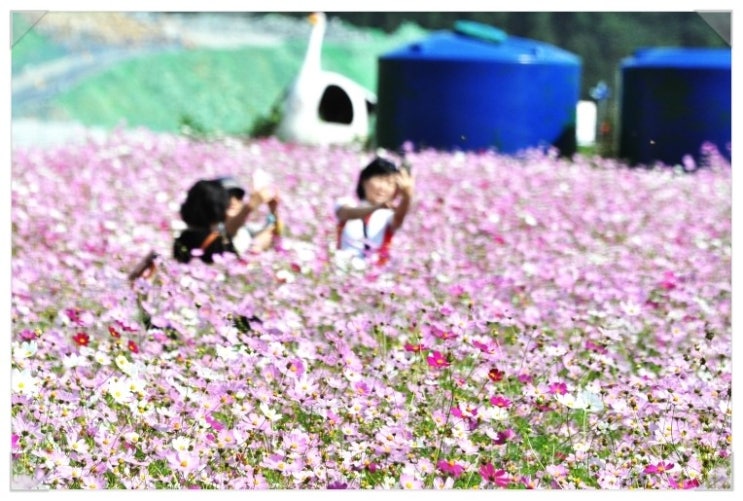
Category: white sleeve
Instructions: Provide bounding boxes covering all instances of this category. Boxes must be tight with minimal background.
[334,196,356,217]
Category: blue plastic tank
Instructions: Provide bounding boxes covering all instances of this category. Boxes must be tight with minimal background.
[376,21,582,154]
[618,47,731,166]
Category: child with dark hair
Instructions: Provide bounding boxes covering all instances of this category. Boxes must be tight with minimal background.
[334,156,414,266]
[173,177,279,264]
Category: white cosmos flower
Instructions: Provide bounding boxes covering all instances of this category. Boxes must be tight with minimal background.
[12,369,40,396]
[620,301,642,317]
[69,438,89,454]
[259,402,282,422]
[555,392,579,409]
[275,269,295,283]
[544,344,568,357]
[481,406,509,422]
[578,389,604,412]
[172,436,191,452]
[215,344,239,361]
[62,353,89,368]
[94,351,111,366]
[13,341,38,360]
[127,378,148,396]
[114,355,138,377]
[107,378,133,404]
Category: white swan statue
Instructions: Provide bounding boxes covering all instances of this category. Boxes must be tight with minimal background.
[275,12,377,146]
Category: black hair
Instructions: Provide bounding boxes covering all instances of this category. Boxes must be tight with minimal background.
[355,157,399,200]
[179,179,230,229]
[214,176,246,200]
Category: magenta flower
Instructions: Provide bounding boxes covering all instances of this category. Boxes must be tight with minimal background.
[431,326,457,340]
[472,340,495,353]
[437,459,465,478]
[204,414,225,432]
[490,395,511,408]
[451,405,478,419]
[488,368,505,382]
[19,329,37,341]
[11,434,20,458]
[404,343,426,353]
[644,462,675,474]
[493,428,515,445]
[480,462,510,487]
[426,351,450,369]
[548,382,568,395]
[585,339,608,354]
[668,476,701,489]
[64,308,83,325]
[659,270,678,290]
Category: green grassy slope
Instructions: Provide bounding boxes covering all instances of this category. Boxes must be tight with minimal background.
[40,23,428,136]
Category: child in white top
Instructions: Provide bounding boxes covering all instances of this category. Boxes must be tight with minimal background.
[335,156,414,266]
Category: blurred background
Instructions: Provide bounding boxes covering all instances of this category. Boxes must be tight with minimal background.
[11,11,730,158]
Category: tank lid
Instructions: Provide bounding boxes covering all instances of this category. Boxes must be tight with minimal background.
[622,47,731,69]
[380,22,580,65]
[453,20,508,44]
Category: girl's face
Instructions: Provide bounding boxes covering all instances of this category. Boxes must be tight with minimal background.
[363,174,397,205]
[226,195,243,218]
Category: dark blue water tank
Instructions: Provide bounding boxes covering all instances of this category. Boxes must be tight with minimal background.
[618,47,731,166]
[376,22,581,154]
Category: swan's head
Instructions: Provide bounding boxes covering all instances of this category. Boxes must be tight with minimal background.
[308,12,326,26]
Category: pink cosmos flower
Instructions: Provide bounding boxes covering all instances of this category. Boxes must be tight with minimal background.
[546,464,569,478]
[353,380,370,395]
[399,473,423,489]
[166,450,201,475]
[426,351,450,369]
[644,462,675,475]
[287,358,305,379]
[519,475,539,489]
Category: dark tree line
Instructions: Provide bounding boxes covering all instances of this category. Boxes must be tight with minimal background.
[280,11,729,99]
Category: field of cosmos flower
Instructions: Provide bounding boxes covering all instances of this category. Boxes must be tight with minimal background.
[10,128,732,490]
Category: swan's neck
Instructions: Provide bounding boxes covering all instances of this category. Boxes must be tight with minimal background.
[299,18,325,78]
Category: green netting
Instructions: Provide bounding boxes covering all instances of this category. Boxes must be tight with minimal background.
[11,13,68,73]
